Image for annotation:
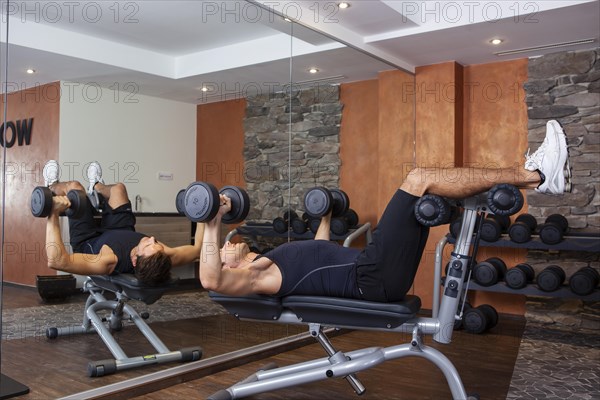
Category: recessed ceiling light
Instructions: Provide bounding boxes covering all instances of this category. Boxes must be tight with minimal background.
[490,38,503,45]
[338,2,350,9]
[26,68,36,74]
[308,68,319,74]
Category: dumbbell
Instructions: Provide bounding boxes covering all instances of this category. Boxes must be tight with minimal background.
[304,187,350,218]
[539,214,569,245]
[536,265,566,292]
[330,209,360,236]
[290,212,310,234]
[569,267,600,296]
[31,186,86,219]
[178,182,250,224]
[453,301,472,330]
[463,304,498,334]
[272,211,299,234]
[505,263,535,289]
[508,213,537,243]
[414,195,453,227]
[472,257,507,286]
[486,184,524,216]
[480,214,510,242]
[308,217,322,234]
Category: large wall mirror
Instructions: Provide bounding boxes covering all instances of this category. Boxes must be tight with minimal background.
[1,1,414,397]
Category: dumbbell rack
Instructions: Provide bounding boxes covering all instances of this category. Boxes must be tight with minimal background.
[225,222,373,248]
[437,233,600,302]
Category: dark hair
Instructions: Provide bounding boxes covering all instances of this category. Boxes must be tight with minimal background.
[135,252,172,286]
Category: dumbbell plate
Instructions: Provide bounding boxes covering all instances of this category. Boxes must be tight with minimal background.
[304,187,333,218]
[486,184,523,216]
[175,189,186,215]
[183,182,220,223]
[330,189,350,217]
[66,190,86,219]
[31,186,53,217]
[220,186,250,224]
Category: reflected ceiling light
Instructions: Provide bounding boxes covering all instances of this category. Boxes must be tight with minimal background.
[490,38,503,45]
[308,68,319,74]
[26,68,36,74]
[338,2,350,9]
[283,17,292,22]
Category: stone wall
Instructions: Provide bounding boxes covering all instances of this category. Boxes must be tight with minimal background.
[523,48,599,330]
[243,86,343,223]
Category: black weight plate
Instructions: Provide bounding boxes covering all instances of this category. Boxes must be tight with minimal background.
[473,261,497,286]
[291,218,307,234]
[175,189,186,215]
[304,187,333,218]
[183,182,219,223]
[272,217,288,233]
[546,214,568,231]
[66,190,86,219]
[463,308,487,334]
[540,224,563,245]
[31,186,53,217]
[480,218,501,242]
[505,268,527,289]
[478,304,498,329]
[345,209,359,228]
[508,223,532,243]
[220,186,250,224]
[330,218,349,236]
[308,218,321,234]
[486,184,523,216]
[569,272,596,296]
[414,195,451,226]
[330,189,350,217]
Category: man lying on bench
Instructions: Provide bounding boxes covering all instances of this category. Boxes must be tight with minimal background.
[200,120,570,300]
[42,160,204,283]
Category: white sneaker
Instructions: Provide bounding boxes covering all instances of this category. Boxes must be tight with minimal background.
[86,161,104,195]
[43,160,59,187]
[524,120,571,195]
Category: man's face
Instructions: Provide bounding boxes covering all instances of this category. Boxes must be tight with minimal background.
[220,241,250,268]
[136,236,164,258]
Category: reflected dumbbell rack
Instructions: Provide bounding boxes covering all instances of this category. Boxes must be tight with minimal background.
[224,222,373,250]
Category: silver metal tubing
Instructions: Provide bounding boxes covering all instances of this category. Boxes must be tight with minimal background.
[86,302,129,360]
[343,222,372,247]
[123,303,171,354]
[432,235,448,318]
[434,204,479,344]
[225,228,239,243]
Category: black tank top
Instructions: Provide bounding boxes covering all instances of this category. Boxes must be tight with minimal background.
[80,230,147,274]
[261,240,361,298]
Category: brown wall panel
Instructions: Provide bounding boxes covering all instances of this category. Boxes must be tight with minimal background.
[463,59,529,315]
[377,70,416,216]
[1,82,60,286]
[412,62,464,308]
[196,99,247,188]
[339,80,380,229]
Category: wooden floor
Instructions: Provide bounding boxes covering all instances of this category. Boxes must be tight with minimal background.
[1,284,526,399]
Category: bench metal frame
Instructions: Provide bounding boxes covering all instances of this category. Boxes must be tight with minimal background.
[47,274,202,377]
[209,191,501,400]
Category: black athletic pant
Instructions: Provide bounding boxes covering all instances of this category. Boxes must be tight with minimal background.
[354,189,430,302]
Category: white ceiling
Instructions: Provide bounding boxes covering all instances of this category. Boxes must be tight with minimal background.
[1,0,598,104]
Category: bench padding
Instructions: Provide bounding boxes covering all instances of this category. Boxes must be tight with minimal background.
[89,274,179,305]
[209,292,421,329]
[283,295,421,329]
